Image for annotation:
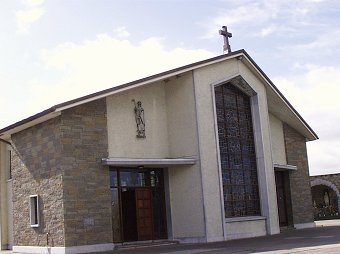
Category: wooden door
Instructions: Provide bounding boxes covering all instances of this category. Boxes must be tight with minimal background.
[135,188,153,240]
[275,171,288,227]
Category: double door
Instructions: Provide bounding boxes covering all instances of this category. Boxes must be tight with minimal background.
[110,168,167,242]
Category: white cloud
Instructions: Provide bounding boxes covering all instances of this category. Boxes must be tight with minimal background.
[113,26,130,38]
[274,66,340,113]
[203,0,325,39]
[24,0,45,7]
[273,65,340,175]
[2,33,213,127]
[40,33,213,84]
[260,25,277,37]
[204,2,277,38]
[288,30,340,52]
[0,34,214,128]
[304,0,325,2]
[15,0,45,34]
[308,139,340,176]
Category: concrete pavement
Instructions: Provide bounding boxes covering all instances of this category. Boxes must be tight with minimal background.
[5,220,340,254]
[101,220,340,254]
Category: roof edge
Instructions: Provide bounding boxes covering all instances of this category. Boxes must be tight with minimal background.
[0,48,318,141]
[240,51,318,141]
[0,106,57,135]
[0,50,245,136]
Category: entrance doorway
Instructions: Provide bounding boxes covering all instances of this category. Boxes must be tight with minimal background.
[110,168,167,242]
[275,171,293,228]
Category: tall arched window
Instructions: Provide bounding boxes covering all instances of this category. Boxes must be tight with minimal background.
[215,83,260,217]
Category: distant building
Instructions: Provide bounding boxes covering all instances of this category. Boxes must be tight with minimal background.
[0,49,318,254]
[310,174,340,221]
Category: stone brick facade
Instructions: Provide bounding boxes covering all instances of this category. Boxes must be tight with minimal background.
[283,124,314,225]
[11,116,64,247]
[10,98,111,248]
[60,99,111,247]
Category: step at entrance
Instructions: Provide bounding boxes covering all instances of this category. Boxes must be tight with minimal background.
[114,240,179,250]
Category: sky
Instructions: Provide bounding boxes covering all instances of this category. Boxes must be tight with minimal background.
[1,0,340,176]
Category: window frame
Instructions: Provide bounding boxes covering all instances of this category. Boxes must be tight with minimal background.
[214,82,261,218]
[29,194,40,227]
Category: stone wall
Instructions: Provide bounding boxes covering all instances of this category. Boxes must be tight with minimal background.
[310,174,340,219]
[10,98,111,248]
[310,174,340,195]
[11,117,64,247]
[283,124,314,225]
[60,99,112,247]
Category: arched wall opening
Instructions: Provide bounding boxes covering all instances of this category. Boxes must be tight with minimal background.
[311,179,340,220]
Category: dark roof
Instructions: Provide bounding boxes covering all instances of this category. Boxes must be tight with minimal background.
[0,49,318,139]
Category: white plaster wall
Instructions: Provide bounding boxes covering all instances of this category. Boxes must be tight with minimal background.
[238,60,280,235]
[165,73,205,239]
[106,74,206,241]
[166,73,198,158]
[105,56,281,241]
[168,166,205,239]
[193,59,239,241]
[269,113,287,165]
[106,81,169,158]
[225,218,266,240]
[193,57,280,240]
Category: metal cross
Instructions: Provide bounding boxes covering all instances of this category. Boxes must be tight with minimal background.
[219,26,232,54]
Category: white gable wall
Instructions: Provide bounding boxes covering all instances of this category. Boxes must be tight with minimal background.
[193,58,239,241]
[193,57,280,241]
[238,60,280,235]
[106,73,206,242]
[106,81,169,158]
[105,56,285,242]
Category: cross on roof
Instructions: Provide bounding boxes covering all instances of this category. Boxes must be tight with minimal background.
[219,26,232,54]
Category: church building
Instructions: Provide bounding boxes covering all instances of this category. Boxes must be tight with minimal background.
[0,49,318,254]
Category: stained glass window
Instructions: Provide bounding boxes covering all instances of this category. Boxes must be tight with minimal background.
[215,83,261,217]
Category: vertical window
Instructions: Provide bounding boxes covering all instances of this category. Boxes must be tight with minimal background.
[29,195,39,227]
[215,83,260,217]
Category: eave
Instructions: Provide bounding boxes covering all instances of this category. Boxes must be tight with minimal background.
[0,49,318,142]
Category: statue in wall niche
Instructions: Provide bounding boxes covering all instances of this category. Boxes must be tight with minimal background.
[324,190,330,207]
[132,99,146,138]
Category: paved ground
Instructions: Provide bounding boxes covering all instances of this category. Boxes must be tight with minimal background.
[99,220,340,254]
[5,220,340,254]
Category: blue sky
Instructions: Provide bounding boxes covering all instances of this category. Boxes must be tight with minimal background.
[1,0,340,175]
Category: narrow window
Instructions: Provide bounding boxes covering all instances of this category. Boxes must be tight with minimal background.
[29,195,39,227]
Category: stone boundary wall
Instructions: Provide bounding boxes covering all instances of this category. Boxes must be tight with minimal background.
[310,174,340,209]
[310,174,340,194]
[283,124,314,225]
